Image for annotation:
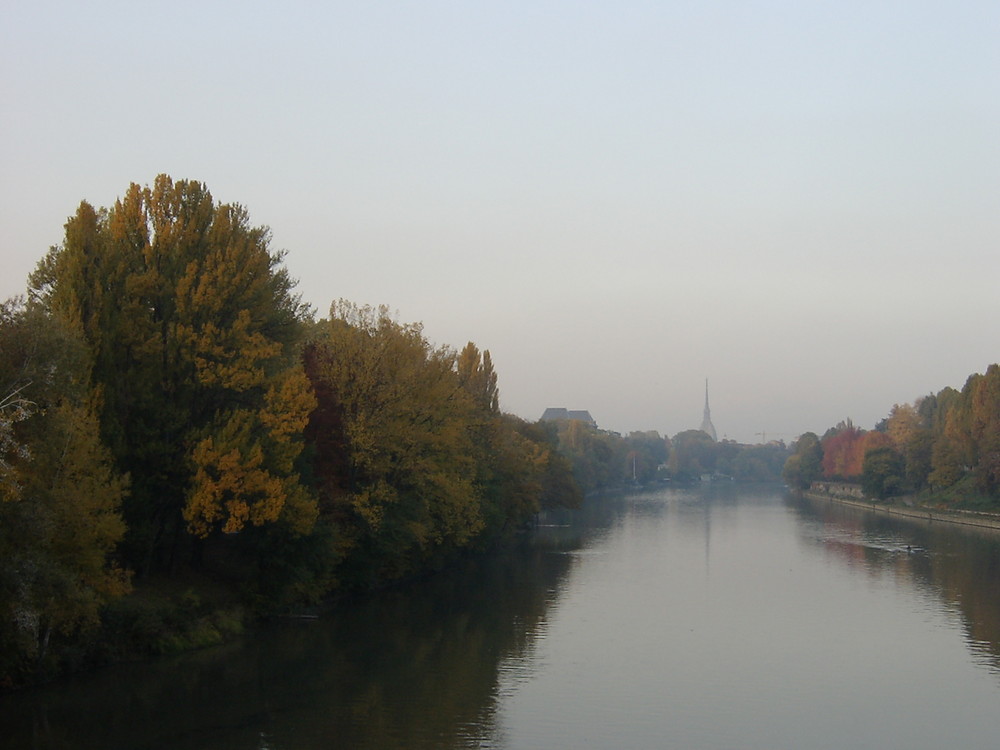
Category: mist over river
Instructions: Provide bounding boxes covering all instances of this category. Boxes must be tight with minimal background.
[6,483,1000,749]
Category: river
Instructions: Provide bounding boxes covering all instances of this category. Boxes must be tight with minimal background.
[5,483,1000,749]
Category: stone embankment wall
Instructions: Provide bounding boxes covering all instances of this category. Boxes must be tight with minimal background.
[805,482,1000,532]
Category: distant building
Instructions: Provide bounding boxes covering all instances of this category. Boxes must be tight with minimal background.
[700,379,717,441]
[540,407,597,428]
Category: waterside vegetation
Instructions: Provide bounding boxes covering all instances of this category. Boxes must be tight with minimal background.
[2,176,585,688]
[784,366,1000,511]
[0,176,814,688]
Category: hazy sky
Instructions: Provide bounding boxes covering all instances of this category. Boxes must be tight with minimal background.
[2,1,998,443]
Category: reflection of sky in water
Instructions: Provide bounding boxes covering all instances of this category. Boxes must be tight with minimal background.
[795,495,1000,679]
[496,486,1000,750]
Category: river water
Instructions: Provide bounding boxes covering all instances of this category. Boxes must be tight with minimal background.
[6,483,1000,749]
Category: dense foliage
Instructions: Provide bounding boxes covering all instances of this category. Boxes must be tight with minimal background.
[0,301,130,684]
[0,177,583,686]
[0,174,815,687]
[785,366,1000,506]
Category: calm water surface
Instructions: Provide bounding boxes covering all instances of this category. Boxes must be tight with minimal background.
[6,484,1000,749]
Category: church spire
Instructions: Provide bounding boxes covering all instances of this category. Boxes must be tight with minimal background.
[700,378,717,441]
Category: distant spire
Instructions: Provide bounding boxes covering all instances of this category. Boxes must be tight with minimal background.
[700,378,717,441]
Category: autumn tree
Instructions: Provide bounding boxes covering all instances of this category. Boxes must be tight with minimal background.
[512,419,581,512]
[456,341,499,414]
[820,421,865,479]
[919,369,1000,498]
[454,343,579,537]
[304,303,486,585]
[30,176,316,572]
[927,433,964,490]
[886,404,918,451]
[967,365,1000,494]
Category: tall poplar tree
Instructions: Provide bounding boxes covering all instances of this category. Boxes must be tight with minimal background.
[31,176,317,571]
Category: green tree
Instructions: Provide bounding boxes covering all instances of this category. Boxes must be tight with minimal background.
[304,302,485,585]
[928,433,965,490]
[861,445,906,500]
[0,300,129,683]
[31,176,316,572]
[624,431,669,483]
[730,441,789,482]
[903,427,935,490]
[556,419,619,491]
[782,432,823,490]
[454,344,579,536]
[668,430,717,480]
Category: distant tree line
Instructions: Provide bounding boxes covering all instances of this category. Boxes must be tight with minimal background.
[0,176,581,686]
[783,368,1000,505]
[545,422,789,492]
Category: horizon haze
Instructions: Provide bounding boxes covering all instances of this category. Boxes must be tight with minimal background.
[2,2,998,444]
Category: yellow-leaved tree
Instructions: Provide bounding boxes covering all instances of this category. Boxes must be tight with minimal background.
[30,176,317,572]
[304,302,485,584]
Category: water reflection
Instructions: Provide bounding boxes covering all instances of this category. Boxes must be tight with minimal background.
[3,541,578,750]
[793,494,1000,676]
[7,486,1000,749]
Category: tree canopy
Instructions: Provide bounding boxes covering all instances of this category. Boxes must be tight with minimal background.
[785,364,1000,506]
[30,176,317,571]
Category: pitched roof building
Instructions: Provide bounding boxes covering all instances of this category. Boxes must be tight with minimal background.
[540,407,597,427]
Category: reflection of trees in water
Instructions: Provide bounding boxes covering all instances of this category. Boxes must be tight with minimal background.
[2,545,575,750]
[794,495,1000,676]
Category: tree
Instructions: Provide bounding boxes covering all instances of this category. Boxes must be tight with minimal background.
[782,432,823,490]
[668,430,717,480]
[556,419,619,491]
[820,422,868,479]
[0,300,129,683]
[903,428,935,490]
[454,344,580,536]
[456,342,499,414]
[968,365,1000,494]
[929,433,965,490]
[31,176,316,571]
[0,383,33,504]
[886,403,919,451]
[861,446,905,500]
[304,303,486,585]
[729,441,789,482]
[624,431,669,483]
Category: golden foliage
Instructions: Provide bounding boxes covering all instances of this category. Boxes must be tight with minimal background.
[309,302,486,560]
[187,420,285,537]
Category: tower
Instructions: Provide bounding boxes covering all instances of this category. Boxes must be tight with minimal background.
[700,378,717,441]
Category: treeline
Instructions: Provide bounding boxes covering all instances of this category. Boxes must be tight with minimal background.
[0,176,581,686]
[545,422,789,490]
[783,365,1000,505]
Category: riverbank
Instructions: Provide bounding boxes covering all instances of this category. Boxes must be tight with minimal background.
[804,481,1000,532]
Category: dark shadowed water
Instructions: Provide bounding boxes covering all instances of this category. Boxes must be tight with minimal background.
[6,483,1000,749]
